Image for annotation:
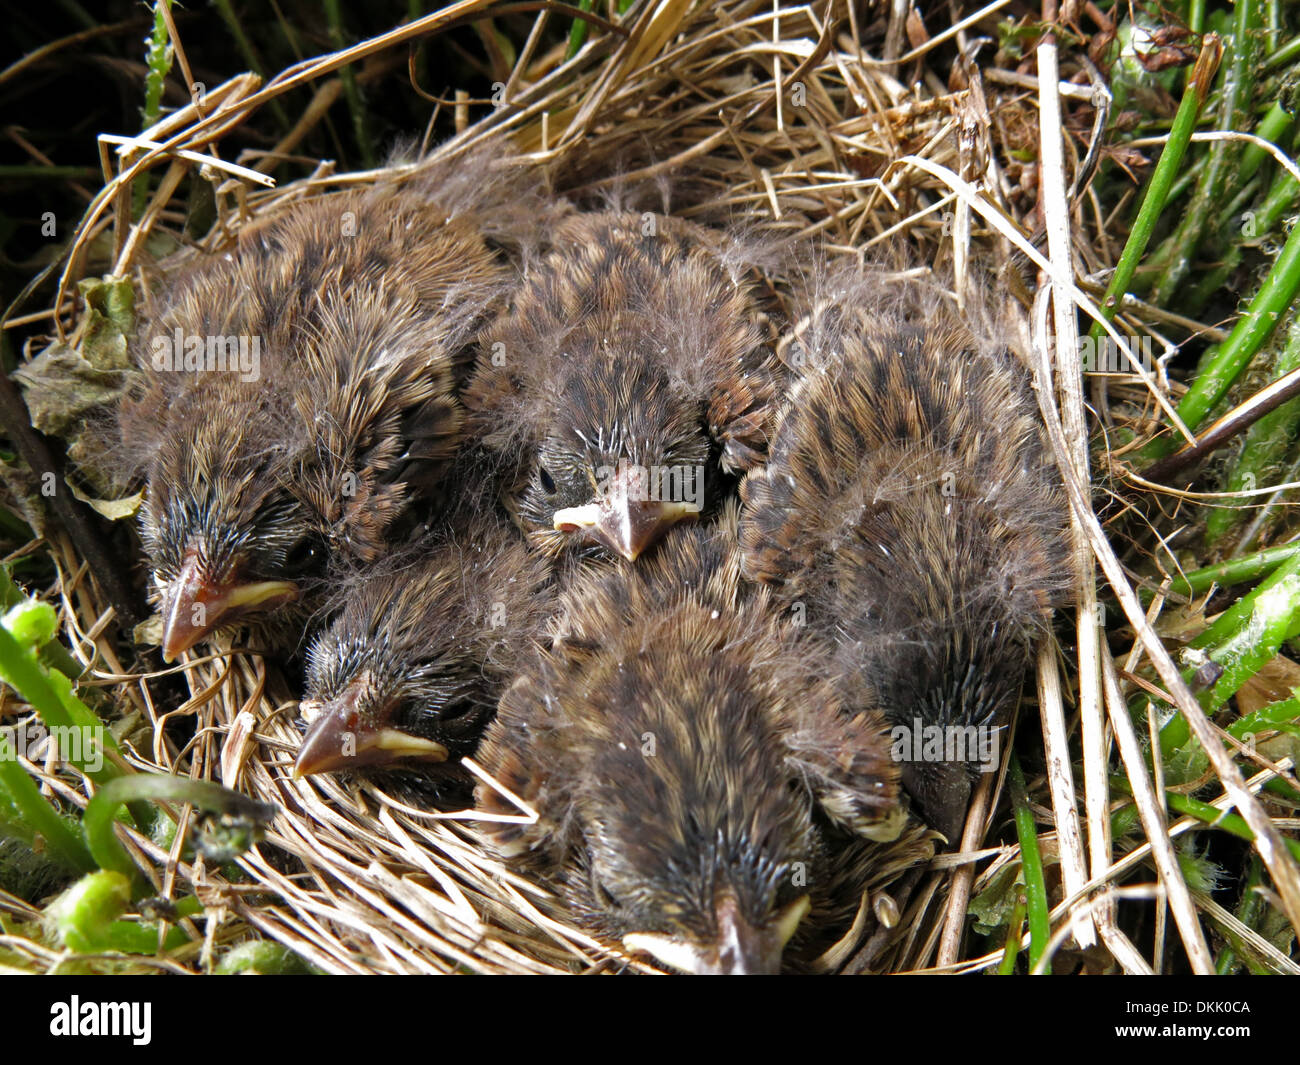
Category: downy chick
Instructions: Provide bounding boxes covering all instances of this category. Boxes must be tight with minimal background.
[476,512,902,973]
[295,512,550,800]
[464,210,780,563]
[121,182,503,659]
[740,281,1070,841]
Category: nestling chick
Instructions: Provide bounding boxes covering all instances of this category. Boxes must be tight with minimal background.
[476,513,903,973]
[294,512,550,797]
[464,210,780,562]
[121,184,502,659]
[740,282,1070,841]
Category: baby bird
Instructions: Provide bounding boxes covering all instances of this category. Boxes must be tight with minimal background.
[476,512,903,974]
[464,210,780,563]
[740,282,1071,842]
[121,182,502,659]
[294,512,549,796]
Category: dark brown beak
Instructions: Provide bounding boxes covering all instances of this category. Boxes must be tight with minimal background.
[159,548,299,662]
[553,466,699,561]
[293,681,450,779]
[703,894,806,975]
[623,894,809,975]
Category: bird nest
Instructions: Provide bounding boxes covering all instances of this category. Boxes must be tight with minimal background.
[7,0,1300,975]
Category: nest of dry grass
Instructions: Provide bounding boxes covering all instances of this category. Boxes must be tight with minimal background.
[5,0,1299,975]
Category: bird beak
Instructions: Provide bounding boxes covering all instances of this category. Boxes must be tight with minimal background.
[293,681,450,779]
[159,550,299,661]
[552,467,699,561]
[623,894,810,975]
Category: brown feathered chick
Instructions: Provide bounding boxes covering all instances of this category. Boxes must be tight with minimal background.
[740,283,1071,841]
[476,513,902,973]
[121,185,502,659]
[295,513,549,798]
[464,211,779,563]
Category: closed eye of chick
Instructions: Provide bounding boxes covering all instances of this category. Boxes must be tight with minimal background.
[476,510,902,974]
[740,279,1071,843]
[121,184,503,660]
[464,210,780,563]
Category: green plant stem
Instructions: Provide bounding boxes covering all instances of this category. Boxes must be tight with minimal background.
[0,625,119,784]
[1190,534,1300,650]
[1167,791,1300,861]
[1206,316,1300,546]
[1182,143,1300,313]
[1148,4,1260,308]
[1227,691,1300,740]
[1109,775,1300,862]
[1160,541,1300,598]
[0,607,151,829]
[996,894,1026,975]
[0,734,94,873]
[1189,112,1300,310]
[1008,754,1049,973]
[993,899,1024,972]
[133,0,172,221]
[1235,439,1300,555]
[1143,213,1300,462]
[1265,33,1300,69]
[1202,576,1300,708]
[565,0,596,58]
[1236,103,1294,188]
[322,0,375,169]
[1155,552,1300,755]
[84,775,275,880]
[0,165,100,180]
[1211,921,1273,975]
[1089,36,1221,345]
[0,568,84,680]
[1215,857,1268,974]
[51,870,189,954]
